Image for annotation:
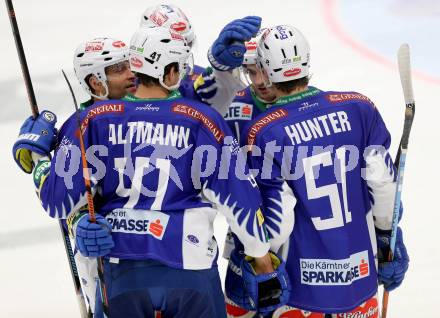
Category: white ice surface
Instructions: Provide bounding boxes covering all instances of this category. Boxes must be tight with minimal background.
[1,0,439,316]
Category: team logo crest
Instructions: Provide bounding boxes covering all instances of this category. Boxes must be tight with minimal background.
[43,111,55,122]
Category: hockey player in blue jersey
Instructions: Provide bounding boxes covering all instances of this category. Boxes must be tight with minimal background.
[63,26,251,314]
[12,36,135,315]
[13,25,291,317]
[226,25,409,317]
[70,37,139,314]
[204,27,300,317]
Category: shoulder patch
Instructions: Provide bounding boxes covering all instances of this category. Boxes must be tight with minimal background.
[172,103,225,143]
[80,103,124,135]
[247,109,288,145]
[326,93,374,106]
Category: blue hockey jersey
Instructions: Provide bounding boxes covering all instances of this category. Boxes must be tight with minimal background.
[35,91,269,270]
[243,87,397,312]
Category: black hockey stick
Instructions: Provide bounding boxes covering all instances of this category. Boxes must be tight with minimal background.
[5,0,37,117]
[62,70,110,317]
[381,43,415,318]
[5,0,90,316]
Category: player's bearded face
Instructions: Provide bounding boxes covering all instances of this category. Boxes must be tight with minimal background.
[245,64,276,102]
[105,60,137,99]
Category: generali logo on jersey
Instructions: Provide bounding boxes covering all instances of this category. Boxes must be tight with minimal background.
[247,109,288,145]
[326,93,374,106]
[80,104,124,135]
[172,103,225,143]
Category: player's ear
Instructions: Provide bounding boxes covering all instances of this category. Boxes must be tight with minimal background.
[164,63,179,87]
[89,75,104,95]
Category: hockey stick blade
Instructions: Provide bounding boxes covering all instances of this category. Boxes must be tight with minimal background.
[398,44,415,106]
[397,43,415,151]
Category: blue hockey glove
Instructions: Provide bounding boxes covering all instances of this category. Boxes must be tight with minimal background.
[12,110,57,173]
[194,67,218,104]
[75,213,114,257]
[225,249,290,314]
[208,16,261,71]
[377,227,409,291]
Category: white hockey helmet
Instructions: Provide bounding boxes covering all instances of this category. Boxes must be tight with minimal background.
[140,4,196,46]
[73,37,129,99]
[243,27,267,65]
[129,26,191,90]
[256,25,310,83]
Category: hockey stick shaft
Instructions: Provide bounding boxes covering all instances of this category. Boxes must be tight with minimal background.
[62,70,110,317]
[381,43,415,318]
[5,1,90,316]
[59,225,93,318]
[5,0,37,118]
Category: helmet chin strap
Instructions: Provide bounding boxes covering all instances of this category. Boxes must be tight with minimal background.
[89,80,109,100]
[159,74,182,91]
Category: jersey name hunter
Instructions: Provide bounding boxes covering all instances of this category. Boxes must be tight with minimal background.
[284,111,352,145]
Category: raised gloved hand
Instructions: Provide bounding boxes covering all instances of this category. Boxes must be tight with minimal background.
[74,213,114,257]
[225,248,290,314]
[12,110,57,173]
[208,16,261,71]
[377,226,409,291]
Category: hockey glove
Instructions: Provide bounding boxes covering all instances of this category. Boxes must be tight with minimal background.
[74,213,114,257]
[12,110,57,173]
[225,248,290,314]
[377,226,409,291]
[208,16,261,71]
[194,67,218,104]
